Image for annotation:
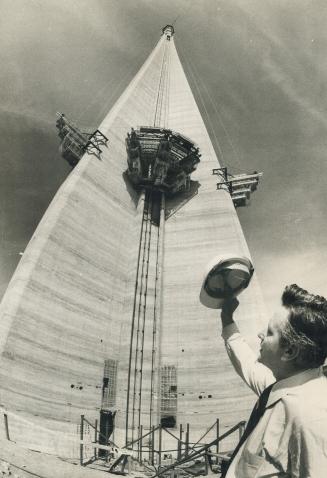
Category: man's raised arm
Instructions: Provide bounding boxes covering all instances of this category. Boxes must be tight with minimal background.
[220,298,275,396]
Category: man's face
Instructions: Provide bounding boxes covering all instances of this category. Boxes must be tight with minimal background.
[257,311,289,377]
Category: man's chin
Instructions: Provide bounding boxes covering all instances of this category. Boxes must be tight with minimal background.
[257,355,273,372]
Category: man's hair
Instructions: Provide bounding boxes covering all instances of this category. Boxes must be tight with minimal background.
[281,284,327,368]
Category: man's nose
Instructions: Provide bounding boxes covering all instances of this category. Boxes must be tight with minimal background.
[258,331,265,342]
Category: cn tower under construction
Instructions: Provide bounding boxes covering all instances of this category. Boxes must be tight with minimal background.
[0,25,267,474]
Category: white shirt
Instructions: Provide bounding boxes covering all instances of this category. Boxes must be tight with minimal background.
[222,322,327,478]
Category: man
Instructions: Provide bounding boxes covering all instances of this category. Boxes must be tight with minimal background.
[220,284,327,477]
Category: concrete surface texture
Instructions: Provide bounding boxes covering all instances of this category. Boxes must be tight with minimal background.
[0,29,267,459]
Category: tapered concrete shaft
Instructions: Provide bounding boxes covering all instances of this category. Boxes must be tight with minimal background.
[0,30,266,458]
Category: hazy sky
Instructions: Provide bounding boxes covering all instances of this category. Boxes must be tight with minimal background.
[1,0,327,314]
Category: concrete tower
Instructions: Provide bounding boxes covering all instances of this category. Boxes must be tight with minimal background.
[0,26,266,459]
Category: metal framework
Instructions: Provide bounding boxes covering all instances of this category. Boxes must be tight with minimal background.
[213,167,263,207]
[56,112,108,167]
[102,359,118,410]
[78,413,246,476]
[160,365,178,428]
[125,126,201,197]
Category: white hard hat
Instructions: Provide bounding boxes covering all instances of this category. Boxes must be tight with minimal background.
[200,254,254,309]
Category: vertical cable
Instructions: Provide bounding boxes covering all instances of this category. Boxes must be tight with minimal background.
[137,192,154,432]
[131,192,151,442]
[154,42,167,127]
[125,191,146,445]
[127,37,170,443]
[149,193,165,429]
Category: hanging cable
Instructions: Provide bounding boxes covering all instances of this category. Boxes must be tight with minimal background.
[76,75,117,122]
[192,65,244,172]
[131,194,151,442]
[125,192,146,446]
[137,192,154,432]
[177,43,225,164]
[154,42,168,127]
[149,193,165,429]
[178,42,246,174]
[79,36,163,126]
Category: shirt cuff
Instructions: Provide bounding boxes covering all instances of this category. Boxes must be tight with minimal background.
[221,322,241,342]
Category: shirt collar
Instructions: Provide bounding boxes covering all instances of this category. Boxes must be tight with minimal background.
[266,367,322,408]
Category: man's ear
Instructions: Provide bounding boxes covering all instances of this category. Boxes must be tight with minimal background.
[281,344,299,362]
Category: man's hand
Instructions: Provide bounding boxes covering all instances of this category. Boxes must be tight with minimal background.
[221,297,239,327]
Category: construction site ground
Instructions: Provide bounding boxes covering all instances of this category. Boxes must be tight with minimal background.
[0,438,229,478]
[0,439,149,478]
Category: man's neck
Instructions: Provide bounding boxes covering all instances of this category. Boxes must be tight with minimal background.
[274,366,312,382]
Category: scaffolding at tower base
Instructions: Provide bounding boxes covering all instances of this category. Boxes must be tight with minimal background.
[77,413,246,476]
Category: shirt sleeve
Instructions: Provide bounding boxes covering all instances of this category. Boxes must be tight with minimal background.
[222,322,275,396]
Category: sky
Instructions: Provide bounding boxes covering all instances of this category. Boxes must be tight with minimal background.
[0,0,327,314]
